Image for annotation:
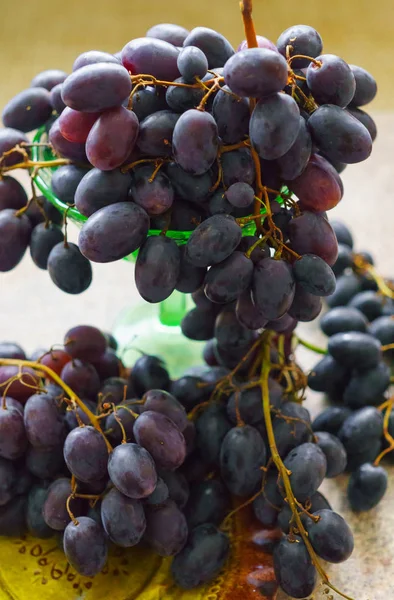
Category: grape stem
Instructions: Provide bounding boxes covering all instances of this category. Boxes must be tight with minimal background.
[375,395,394,464]
[260,332,354,600]
[0,358,112,451]
[0,158,70,176]
[294,336,327,355]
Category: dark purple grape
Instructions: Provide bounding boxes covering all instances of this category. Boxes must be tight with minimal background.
[0,127,29,167]
[171,523,230,589]
[30,223,64,270]
[129,165,174,216]
[337,407,383,454]
[31,69,67,90]
[131,85,168,121]
[108,442,157,498]
[99,377,127,406]
[105,406,136,445]
[122,37,180,80]
[185,214,242,268]
[24,393,65,448]
[330,219,353,248]
[326,272,362,307]
[277,24,322,67]
[349,65,377,107]
[293,253,336,296]
[314,432,347,477]
[0,176,28,211]
[50,83,66,114]
[47,241,92,294]
[276,116,312,180]
[252,257,295,320]
[61,359,100,399]
[173,109,218,175]
[266,312,297,333]
[165,77,205,112]
[348,463,387,511]
[312,407,352,436]
[305,509,353,563]
[72,50,120,71]
[145,477,169,506]
[63,325,106,362]
[175,246,206,294]
[184,479,229,529]
[26,444,65,479]
[221,148,255,187]
[282,443,327,502]
[78,202,149,263]
[0,343,26,360]
[137,110,179,157]
[0,209,32,272]
[64,426,108,482]
[147,23,189,46]
[220,425,267,496]
[369,315,394,345]
[92,349,121,380]
[2,87,52,132]
[332,243,353,276]
[135,236,180,303]
[236,288,268,330]
[227,378,282,425]
[158,470,189,508]
[347,107,377,141]
[170,375,206,410]
[74,168,130,217]
[0,405,27,460]
[204,251,253,304]
[183,27,234,68]
[273,402,312,457]
[141,389,188,431]
[306,54,355,107]
[207,189,233,216]
[43,478,83,530]
[224,48,288,97]
[253,493,279,528]
[101,487,146,546]
[165,161,215,202]
[131,355,170,396]
[27,485,54,538]
[238,35,278,52]
[328,332,381,369]
[288,211,338,265]
[308,354,349,395]
[290,153,343,212]
[61,63,132,112]
[63,516,108,576]
[51,164,90,205]
[273,535,317,598]
[308,105,372,164]
[177,46,208,82]
[48,119,88,162]
[225,182,254,208]
[215,307,256,348]
[144,499,188,556]
[0,458,17,506]
[250,93,300,160]
[133,410,186,470]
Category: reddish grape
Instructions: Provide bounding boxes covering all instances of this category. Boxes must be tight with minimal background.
[58,107,100,143]
[290,154,343,212]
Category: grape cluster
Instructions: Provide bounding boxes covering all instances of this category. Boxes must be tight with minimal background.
[0,20,377,303]
[309,220,393,512]
[0,322,357,599]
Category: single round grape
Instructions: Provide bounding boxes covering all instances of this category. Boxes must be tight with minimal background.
[129,165,174,216]
[306,54,355,107]
[30,223,64,270]
[227,378,282,425]
[177,46,208,82]
[308,354,349,395]
[165,161,214,202]
[146,23,190,46]
[288,211,338,266]
[137,110,180,157]
[277,24,323,67]
[221,148,255,187]
[337,407,383,454]
[43,478,83,530]
[144,499,188,556]
[321,307,367,338]
[224,48,288,98]
[346,440,382,472]
[158,470,189,508]
[170,375,207,411]
[253,492,280,528]
[347,107,377,141]
[185,214,242,268]
[2,87,52,132]
[135,236,181,303]
[31,69,67,90]
[225,182,254,208]
[176,246,206,294]
[328,332,381,369]
[220,425,267,496]
[0,176,28,211]
[312,407,352,436]
[250,93,300,160]
[131,355,170,396]
[74,168,130,217]
[105,406,136,445]
[282,443,327,502]
[348,290,385,320]
[314,432,347,477]
[184,479,229,529]
[173,109,218,175]
[39,349,71,377]
[50,164,89,206]
[326,272,362,307]
[350,65,377,107]
[121,37,180,80]
[27,485,54,539]
[266,312,297,334]
[0,405,27,460]
[99,377,128,406]
[0,209,32,272]
[204,251,253,304]
[58,107,99,143]
[0,127,29,167]
[291,153,343,212]
[308,104,372,164]
[63,516,108,576]
[61,359,100,399]
[171,523,230,589]
[183,27,234,68]
[236,288,268,330]
[0,342,26,360]
[133,410,186,470]
[306,509,354,563]
[348,463,387,511]
[166,76,205,112]
[369,315,394,345]
[72,50,120,71]
[64,325,106,362]
[145,477,169,506]
[277,116,312,180]
[272,401,312,457]
[47,239,91,291]
[215,307,256,348]
[92,349,121,380]
[78,202,149,263]
[25,444,65,479]
[50,83,66,114]
[61,63,132,112]
[24,393,65,448]
[48,118,88,162]
[273,535,317,598]
[212,85,249,144]
[293,253,336,296]
[252,257,295,320]
[64,426,108,482]
[131,85,167,121]
[108,443,157,498]
[237,35,278,52]
[141,389,188,431]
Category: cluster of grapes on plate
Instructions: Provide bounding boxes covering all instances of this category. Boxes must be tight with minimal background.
[0,15,377,314]
[308,220,394,513]
[0,318,358,599]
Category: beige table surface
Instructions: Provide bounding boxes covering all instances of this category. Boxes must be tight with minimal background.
[1,2,394,595]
